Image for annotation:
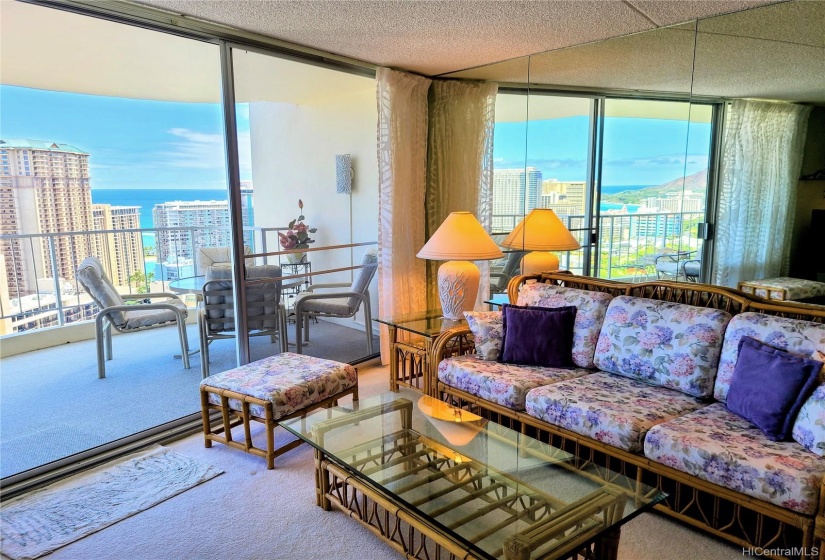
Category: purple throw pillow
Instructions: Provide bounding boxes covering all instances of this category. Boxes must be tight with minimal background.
[726,336,822,441]
[498,304,577,368]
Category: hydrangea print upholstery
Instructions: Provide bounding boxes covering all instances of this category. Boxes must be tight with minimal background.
[516,283,613,369]
[524,373,706,452]
[464,311,503,361]
[437,354,591,410]
[593,296,731,398]
[201,352,358,419]
[793,383,825,456]
[714,313,825,402]
[645,403,825,515]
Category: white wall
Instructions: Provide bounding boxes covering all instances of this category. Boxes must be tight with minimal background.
[249,85,379,333]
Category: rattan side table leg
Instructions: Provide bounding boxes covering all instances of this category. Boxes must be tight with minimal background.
[388,325,399,392]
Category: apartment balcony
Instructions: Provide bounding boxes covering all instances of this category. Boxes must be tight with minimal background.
[1,224,379,480]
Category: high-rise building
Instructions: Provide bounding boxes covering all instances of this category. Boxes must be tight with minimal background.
[0,139,93,297]
[153,200,232,278]
[541,179,586,214]
[492,168,542,230]
[92,204,143,286]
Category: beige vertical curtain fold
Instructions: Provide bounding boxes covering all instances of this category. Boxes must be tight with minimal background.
[376,67,432,362]
[425,80,499,310]
[713,99,811,287]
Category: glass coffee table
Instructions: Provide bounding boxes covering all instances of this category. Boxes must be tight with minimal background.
[282,392,665,560]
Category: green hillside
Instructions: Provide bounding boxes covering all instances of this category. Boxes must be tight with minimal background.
[602,169,708,205]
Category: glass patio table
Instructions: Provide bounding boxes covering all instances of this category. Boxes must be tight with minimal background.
[281,392,666,560]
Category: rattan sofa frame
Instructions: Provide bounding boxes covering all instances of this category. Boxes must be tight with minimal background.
[430,272,825,560]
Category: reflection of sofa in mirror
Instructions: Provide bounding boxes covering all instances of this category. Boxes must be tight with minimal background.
[432,272,825,557]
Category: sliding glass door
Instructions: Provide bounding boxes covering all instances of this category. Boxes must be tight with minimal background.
[493,93,716,283]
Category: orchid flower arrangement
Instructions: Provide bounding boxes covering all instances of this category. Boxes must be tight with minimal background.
[278,199,317,251]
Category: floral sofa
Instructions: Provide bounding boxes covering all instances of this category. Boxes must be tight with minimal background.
[431,273,825,559]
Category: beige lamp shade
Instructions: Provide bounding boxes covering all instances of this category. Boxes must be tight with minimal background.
[500,209,581,251]
[417,211,503,261]
[500,209,581,275]
[417,212,503,319]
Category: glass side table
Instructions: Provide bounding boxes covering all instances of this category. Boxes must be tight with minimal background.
[484,293,510,308]
[376,311,472,396]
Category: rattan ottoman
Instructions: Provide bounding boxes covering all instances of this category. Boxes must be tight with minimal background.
[199,352,358,469]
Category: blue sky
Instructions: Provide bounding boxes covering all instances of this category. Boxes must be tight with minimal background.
[494,116,712,186]
[1,85,711,189]
[0,85,251,190]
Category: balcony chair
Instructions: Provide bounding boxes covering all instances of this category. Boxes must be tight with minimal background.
[490,250,526,293]
[76,256,190,379]
[294,252,378,355]
[198,264,287,379]
[655,249,702,282]
[196,246,252,276]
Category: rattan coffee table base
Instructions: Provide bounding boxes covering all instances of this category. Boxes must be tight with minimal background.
[315,458,620,560]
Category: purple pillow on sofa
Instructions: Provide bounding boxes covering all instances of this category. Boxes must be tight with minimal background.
[726,336,822,441]
[498,304,577,368]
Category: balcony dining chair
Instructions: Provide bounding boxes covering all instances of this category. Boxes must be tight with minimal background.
[490,250,526,294]
[294,252,378,355]
[196,246,252,276]
[76,256,190,379]
[198,264,287,379]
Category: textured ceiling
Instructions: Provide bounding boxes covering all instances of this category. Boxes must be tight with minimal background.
[446,1,825,103]
[133,0,781,76]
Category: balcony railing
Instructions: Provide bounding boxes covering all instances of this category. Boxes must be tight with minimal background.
[0,225,376,335]
[492,210,704,280]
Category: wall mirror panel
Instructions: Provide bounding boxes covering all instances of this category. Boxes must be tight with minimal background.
[692,1,825,302]
[451,22,702,283]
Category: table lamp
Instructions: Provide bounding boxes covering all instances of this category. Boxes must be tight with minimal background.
[500,208,581,275]
[417,211,503,320]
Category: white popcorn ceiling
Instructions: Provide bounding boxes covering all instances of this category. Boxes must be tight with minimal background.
[133,0,782,76]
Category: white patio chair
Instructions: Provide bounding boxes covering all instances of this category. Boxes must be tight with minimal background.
[76,256,190,379]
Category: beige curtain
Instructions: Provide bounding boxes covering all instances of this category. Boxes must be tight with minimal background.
[376,67,432,362]
[425,80,499,310]
[713,100,811,287]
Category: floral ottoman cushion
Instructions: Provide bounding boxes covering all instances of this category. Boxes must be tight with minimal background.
[594,296,731,398]
[200,352,358,419]
[524,373,706,453]
[644,403,825,515]
[437,354,591,411]
[517,283,614,369]
[714,313,825,402]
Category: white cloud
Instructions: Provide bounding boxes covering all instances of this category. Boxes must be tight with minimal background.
[158,128,252,175]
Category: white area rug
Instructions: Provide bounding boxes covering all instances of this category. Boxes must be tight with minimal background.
[0,446,223,560]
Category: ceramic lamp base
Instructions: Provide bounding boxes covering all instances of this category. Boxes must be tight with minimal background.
[437,260,480,320]
[521,251,560,275]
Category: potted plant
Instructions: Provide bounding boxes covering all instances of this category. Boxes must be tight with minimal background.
[278,199,317,263]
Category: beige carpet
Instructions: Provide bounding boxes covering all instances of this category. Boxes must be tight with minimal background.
[35,365,740,560]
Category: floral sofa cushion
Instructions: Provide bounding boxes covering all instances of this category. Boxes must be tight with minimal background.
[201,352,358,419]
[593,296,731,398]
[793,384,825,456]
[438,354,591,411]
[645,403,825,515]
[464,311,504,360]
[714,313,825,402]
[524,373,706,453]
[516,283,614,369]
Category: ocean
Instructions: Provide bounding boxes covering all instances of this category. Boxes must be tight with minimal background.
[90,184,652,240]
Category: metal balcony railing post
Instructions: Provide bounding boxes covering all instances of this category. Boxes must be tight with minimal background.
[48,235,65,327]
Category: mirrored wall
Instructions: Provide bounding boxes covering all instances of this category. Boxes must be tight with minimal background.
[448,1,824,296]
